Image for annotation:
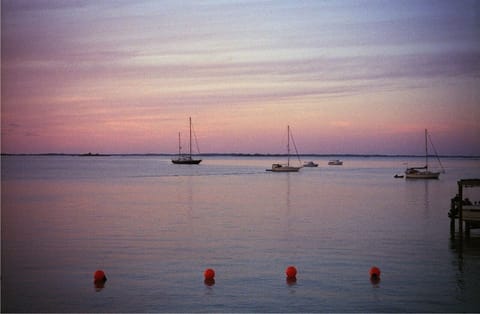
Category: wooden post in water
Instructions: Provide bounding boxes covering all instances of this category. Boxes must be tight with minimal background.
[458,181,463,236]
[450,197,456,237]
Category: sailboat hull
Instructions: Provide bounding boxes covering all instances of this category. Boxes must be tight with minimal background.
[268,164,302,172]
[405,169,439,179]
[172,158,202,165]
[270,167,301,172]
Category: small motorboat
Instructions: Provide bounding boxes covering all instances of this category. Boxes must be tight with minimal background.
[394,174,404,178]
[328,160,343,166]
[303,161,318,167]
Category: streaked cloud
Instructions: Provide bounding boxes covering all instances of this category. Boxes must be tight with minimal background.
[2,0,479,154]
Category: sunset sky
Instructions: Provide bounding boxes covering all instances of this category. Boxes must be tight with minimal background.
[2,0,479,155]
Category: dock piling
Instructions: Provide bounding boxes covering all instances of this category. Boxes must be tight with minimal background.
[449,179,480,238]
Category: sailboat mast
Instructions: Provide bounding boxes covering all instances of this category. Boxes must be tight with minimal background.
[189,117,192,157]
[425,128,428,169]
[287,125,291,166]
[178,132,181,156]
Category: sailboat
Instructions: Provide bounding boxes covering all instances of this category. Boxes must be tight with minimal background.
[405,129,444,179]
[267,125,302,172]
[172,117,202,165]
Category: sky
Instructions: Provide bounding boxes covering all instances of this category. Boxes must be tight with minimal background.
[1,0,480,155]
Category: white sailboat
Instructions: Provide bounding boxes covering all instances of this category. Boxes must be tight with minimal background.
[405,129,444,179]
[172,117,202,165]
[267,125,302,172]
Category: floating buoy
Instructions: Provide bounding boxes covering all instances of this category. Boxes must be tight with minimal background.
[369,266,381,279]
[204,268,215,286]
[204,268,215,280]
[93,270,107,291]
[94,270,107,282]
[285,266,297,279]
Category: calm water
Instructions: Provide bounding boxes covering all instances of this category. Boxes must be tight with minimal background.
[2,155,480,312]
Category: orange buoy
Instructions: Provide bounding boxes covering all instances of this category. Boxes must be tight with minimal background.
[369,266,381,279]
[285,266,297,279]
[94,270,107,282]
[204,268,215,280]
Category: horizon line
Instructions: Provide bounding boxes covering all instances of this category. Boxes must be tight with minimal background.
[1,152,479,158]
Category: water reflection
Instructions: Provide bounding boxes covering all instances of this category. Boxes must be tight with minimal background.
[286,277,297,286]
[281,173,302,259]
[204,278,215,286]
[94,280,106,292]
[449,236,480,308]
[369,277,381,286]
[405,179,432,218]
[450,237,480,267]
[422,180,430,215]
[285,173,292,230]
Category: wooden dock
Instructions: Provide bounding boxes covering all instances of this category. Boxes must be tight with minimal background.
[449,179,480,237]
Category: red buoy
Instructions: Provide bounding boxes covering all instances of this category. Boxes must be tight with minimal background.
[285,266,297,279]
[94,270,107,282]
[204,268,215,286]
[204,268,215,280]
[369,266,381,279]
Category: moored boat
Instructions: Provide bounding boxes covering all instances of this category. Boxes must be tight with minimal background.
[268,163,301,172]
[172,117,202,165]
[405,168,439,179]
[303,161,318,167]
[405,129,444,179]
[328,159,343,166]
[267,125,302,172]
[172,155,202,165]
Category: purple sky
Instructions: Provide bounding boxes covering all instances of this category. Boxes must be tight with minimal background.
[2,0,480,155]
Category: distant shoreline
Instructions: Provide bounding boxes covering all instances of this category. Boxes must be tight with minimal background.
[1,153,479,158]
